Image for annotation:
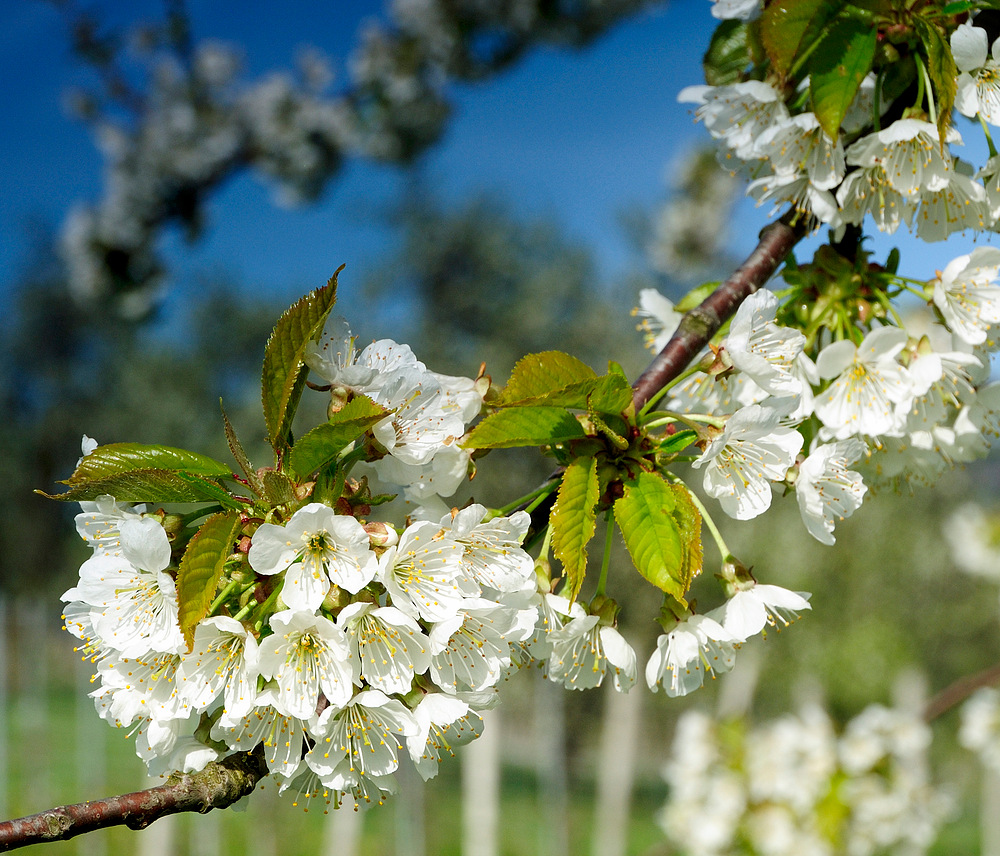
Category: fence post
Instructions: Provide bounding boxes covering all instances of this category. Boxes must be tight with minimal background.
[462,707,499,856]
[591,679,642,856]
[534,671,568,856]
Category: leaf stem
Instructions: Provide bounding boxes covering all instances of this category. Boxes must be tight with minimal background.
[677,483,731,562]
[208,578,242,616]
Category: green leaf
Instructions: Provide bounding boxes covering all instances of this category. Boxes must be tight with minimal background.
[614,472,692,603]
[500,351,596,404]
[261,268,342,454]
[657,429,698,456]
[668,483,703,590]
[176,511,244,650]
[808,18,877,139]
[462,406,587,449]
[760,0,846,77]
[551,456,600,603]
[914,17,957,141]
[40,470,241,507]
[676,281,719,312]
[261,470,296,506]
[704,20,751,86]
[289,395,389,477]
[587,373,635,416]
[67,443,231,484]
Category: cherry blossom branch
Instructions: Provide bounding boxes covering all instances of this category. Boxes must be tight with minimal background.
[631,215,807,411]
[924,663,1000,723]
[0,749,267,851]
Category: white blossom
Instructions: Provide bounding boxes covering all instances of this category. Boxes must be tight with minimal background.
[248,502,379,611]
[546,616,637,692]
[933,247,1000,345]
[795,439,868,546]
[725,289,805,397]
[693,403,804,520]
[953,22,1000,125]
[336,601,431,695]
[715,583,811,641]
[645,614,739,697]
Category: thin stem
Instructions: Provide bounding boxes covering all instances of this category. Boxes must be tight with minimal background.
[208,578,242,616]
[638,365,702,418]
[594,512,614,598]
[679,483,732,562]
[495,481,557,517]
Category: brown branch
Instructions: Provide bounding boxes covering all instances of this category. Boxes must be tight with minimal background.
[0,748,267,851]
[924,663,1000,723]
[631,216,807,411]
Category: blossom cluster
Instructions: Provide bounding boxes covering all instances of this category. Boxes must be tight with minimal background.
[635,260,1000,544]
[661,704,952,856]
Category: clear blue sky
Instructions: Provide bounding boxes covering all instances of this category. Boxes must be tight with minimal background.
[1,0,990,332]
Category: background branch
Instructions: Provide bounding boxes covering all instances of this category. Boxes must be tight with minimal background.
[0,748,267,851]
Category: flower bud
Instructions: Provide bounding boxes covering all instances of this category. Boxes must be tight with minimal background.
[364,521,398,548]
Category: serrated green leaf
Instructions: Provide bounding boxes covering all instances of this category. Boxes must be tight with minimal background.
[500,351,597,404]
[704,20,751,86]
[808,18,877,139]
[40,469,240,507]
[262,268,342,455]
[176,511,243,650]
[289,395,389,477]
[462,406,587,450]
[614,472,689,602]
[67,443,231,484]
[914,17,957,141]
[668,483,703,590]
[587,373,634,416]
[551,456,600,603]
[760,0,846,77]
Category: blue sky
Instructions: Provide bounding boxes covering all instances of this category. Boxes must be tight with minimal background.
[1,0,991,334]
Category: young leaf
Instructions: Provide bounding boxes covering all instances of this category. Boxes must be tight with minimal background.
[462,406,587,449]
[760,0,846,78]
[288,394,389,477]
[222,404,267,499]
[704,19,750,86]
[261,268,342,455]
[67,443,231,484]
[500,351,597,404]
[551,456,600,603]
[176,511,244,650]
[614,471,689,603]
[586,373,634,416]
[808,18,877,139]
[40,470,241,507]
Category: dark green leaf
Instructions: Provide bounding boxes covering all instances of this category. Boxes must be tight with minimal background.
[760,0,846,77]
[551,456,600,603]
[177,511,244,650]
[261,268,342,455]
[289,395,389,477]
[462,406,587,449]
[40,469,240,507]
[704,20,751,86]
[67,443,231,484]
[808,18,877,139]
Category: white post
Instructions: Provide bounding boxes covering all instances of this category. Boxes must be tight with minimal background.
[75,656,107,856]
[534,672,568,856]
[984,767,1000,856]
[394,756,425,856]
[462,707,499,856]
[135,777,177,856]
[323,800,364,856]
[591,681,642,856]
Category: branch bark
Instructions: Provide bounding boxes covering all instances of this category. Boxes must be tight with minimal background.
[0,748,267,851]
[631,216,807,411]
[924,663,1000,723]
